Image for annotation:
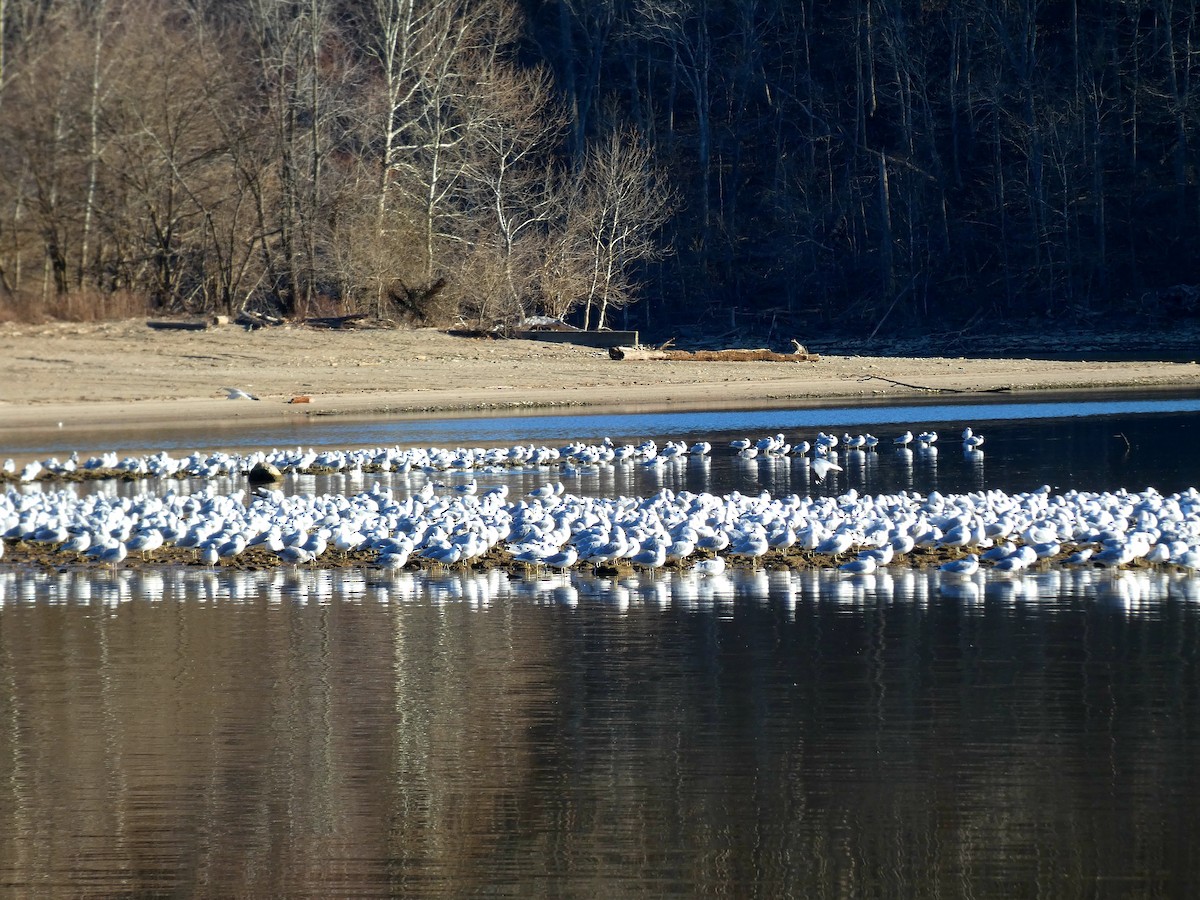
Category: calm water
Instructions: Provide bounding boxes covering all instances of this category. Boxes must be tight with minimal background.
[20,404,1200,502]
[4,402,1200,896]
[2,566,1199,896]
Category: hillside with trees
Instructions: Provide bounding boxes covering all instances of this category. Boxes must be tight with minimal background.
[1,0,1198,340]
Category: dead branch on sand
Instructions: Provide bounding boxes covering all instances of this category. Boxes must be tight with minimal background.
[610,345,820,362]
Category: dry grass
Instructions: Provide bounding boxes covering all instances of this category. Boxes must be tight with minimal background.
[0,289,149,324]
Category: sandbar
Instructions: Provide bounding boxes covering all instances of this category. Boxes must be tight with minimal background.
[2,320,1199,444]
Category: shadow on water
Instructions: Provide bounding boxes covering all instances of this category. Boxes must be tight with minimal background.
[1,564,1199,895]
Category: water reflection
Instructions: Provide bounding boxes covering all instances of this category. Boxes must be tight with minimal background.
[2,563,1199,895]
[4,559,1198,615]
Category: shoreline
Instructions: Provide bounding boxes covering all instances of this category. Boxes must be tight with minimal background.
[3,384,1199,467]
[3,320,1200,450]
[0,537,1184,576]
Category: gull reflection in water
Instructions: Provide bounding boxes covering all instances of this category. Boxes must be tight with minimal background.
[827,572,876,607]
[133,570,166,602]
[843,448,868,493]
[985,575,1034,604]
[96,572,134,607]
[1096,570,1171,613]
[3,564,1200,622]
[768,570,798,617]
[731,568,769,602]
[887,568,923,606]
[1171,573,1200,603]
[937,573,983,606]
[755,456,791,497]
[915,443,938,491]
[963,447,985,490]
[547,579,579,608]
[424,569,506,608]
[687,455,712,494]
[894,447,914,491]
[867,568,896,604]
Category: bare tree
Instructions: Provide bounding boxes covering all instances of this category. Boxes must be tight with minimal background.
[350,0,504,315]
[634,0,713,240]
[463,60,565,322]
[572,123,672,330]
[99,9,219,307]
[0,4,95,300]
[240,0,345,316]
[108,10,269,314]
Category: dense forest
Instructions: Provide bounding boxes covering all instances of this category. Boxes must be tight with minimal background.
[1,0,1199,337]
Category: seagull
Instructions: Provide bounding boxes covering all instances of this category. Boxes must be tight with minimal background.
[631,541,668,570]
[839,556,877,575]
[128,529,164,559]
[527,482,564,501]
[97,542,129,569]
[543,546,579,571]
[811,454,842,483]
[223,387,260,401]
[991,555,1029,572]
[939,553,979,576]
[377,547,411,571]
[692,556,726,577]
[278,545,313,565]
[62,530,93,554]
[859,544,894,565]
[1063,547,1094,566]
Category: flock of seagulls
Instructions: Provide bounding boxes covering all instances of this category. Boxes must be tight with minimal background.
[4,422,1198,579]
[3,446,1200,577]
[0,427,980,485]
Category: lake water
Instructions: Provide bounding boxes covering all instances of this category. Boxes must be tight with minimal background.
[3,398,1200,896]
[19,397,1200,503]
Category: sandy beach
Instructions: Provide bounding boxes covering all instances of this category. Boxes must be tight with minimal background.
[2,319,1199,445]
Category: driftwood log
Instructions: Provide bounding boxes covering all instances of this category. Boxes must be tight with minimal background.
[303,313,368,329]
[236,310,285,329]
[147,316,227,331]
[609,346,820,362]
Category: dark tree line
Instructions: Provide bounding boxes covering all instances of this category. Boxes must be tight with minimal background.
[2,0,1199,335]
[527,0,1200,334]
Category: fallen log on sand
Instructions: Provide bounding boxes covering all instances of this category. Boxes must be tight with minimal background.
[609,345,820,362]
[147,316,227,331]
